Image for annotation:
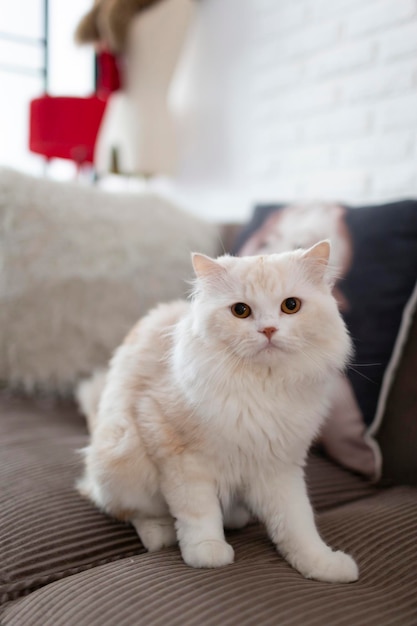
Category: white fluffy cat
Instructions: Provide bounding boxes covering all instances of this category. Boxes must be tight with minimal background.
[77,241,358,583]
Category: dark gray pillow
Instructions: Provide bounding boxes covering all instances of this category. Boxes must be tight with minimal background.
[235,200,417,480]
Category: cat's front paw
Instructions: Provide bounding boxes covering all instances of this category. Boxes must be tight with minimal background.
[182,540,235,568]
[133,517,177,552]
[293,549,358,583]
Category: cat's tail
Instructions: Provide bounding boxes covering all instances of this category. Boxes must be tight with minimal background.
[75,369,107,434]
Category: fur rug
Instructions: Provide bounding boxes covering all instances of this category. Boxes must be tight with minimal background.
[0,168,220,393]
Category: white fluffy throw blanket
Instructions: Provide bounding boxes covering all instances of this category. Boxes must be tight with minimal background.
[0,169,220,393]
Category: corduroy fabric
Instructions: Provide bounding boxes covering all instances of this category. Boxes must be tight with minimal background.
[2,487,417,626]
[0,397,375,602]
[305,448,378,512]
[0,393,379,606]
[0,393,145,605]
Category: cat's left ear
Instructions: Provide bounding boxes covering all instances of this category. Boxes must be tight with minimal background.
[302,240,330,264]
[192,253,227,282]
[301,240,334,284]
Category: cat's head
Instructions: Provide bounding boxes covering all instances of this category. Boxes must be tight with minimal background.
[190,241,352,375]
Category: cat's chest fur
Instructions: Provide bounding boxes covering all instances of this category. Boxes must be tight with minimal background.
[177,351,331,472]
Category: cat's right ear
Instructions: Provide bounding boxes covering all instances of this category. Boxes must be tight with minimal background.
[301,240,336,286]
[192,253,227,282]
[302,240,331,266]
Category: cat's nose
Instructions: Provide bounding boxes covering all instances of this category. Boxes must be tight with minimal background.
[260,327,277,341]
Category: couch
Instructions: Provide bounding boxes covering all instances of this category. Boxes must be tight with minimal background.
[0,172,416,626]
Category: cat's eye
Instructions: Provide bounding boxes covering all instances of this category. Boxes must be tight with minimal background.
[281,297,301,314]
[231,303,252,318]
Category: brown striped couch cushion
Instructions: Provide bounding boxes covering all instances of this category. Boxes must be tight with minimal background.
[0,393,145,604]
[2,487,417,626]
[0,392,380,605]
[0,395,417,626]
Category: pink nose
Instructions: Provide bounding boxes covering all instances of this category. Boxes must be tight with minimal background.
[261,327,277,341]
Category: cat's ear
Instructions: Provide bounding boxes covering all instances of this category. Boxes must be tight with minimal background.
[301,240,333,284]
[302,240,330,264]
[192,253,227,281]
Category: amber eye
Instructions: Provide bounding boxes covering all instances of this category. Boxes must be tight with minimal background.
[231,303,252,318]
[281,297,301,314]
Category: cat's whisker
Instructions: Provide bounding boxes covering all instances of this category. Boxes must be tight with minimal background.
[300,338,380,383]
[347,366,378,384]
[349,362,382,367]
[216,231,227,256]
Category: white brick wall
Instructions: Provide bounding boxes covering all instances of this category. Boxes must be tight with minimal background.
[250,0,417,206]
[175,0,417,220]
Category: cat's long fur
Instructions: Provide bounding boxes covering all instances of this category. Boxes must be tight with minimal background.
[77,242,358,582]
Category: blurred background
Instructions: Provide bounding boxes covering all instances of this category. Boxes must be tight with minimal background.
[0,1,94,177]
[1,0,417,221]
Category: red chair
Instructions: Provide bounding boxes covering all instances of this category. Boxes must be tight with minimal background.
[29,94,107,166]
[29,52,121,169]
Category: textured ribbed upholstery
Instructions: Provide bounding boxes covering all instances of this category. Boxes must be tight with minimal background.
[0,394,145,604]
[1,392,416,625]
[2,489,417,626]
